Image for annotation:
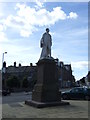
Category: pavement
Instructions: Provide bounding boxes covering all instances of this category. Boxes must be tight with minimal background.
[2,100,89,118]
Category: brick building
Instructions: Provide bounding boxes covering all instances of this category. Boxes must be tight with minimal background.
[2,60,75,90]
[57,61,75,88]
[2,62,37,91]
[76,71,90,87]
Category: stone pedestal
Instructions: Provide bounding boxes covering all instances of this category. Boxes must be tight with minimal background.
[25,58,69,108]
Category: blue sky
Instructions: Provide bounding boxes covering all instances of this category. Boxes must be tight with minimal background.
[0,1,88,80]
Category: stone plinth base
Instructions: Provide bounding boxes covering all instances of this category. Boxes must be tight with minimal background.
[25,100,70,108]
[32,58,61,102]
[25,58,70,108]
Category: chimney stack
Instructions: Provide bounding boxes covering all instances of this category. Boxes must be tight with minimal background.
[14,62,16,67]
[30,63,33,67]
[19,63,21,67]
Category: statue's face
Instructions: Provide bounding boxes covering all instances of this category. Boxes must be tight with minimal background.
[46,29,49,33]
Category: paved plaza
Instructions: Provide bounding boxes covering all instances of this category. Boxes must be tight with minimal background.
[2,100,89,118]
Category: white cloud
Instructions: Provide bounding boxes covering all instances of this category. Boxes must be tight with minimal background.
[0,13,3,17]
[0,3,4,17]
[1,3,78,38]
[0,24,4,31]
[0,32,8,42]
[0,24,8,42]
[35,0,46,8]
[20,29,31,37]
[67,12,78,19]
[4,15,23,29]
[71,61,88,70]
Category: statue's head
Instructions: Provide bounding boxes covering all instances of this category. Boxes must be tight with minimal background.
[46,28,49,33]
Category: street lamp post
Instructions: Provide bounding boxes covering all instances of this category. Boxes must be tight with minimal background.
[2,52,7,89]
[2,52,7,73]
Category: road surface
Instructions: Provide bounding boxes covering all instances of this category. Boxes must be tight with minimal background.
[2,92,32,104]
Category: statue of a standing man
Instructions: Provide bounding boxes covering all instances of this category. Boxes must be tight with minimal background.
[40,28,52,59]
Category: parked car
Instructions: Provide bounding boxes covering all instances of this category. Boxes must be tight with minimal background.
[61,87,90,100]
[0,89,11,96]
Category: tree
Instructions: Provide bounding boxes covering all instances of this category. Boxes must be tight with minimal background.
[22,77,29,88]
[6,76,20,88]
[29,72,37,90]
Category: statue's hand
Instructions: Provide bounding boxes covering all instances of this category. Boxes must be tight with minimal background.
[41,42,43,48]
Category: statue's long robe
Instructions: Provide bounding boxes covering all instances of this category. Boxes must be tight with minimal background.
[40,32,52,58]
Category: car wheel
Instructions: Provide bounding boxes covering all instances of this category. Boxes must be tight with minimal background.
[85,96,89,100]
[62,95,68,100]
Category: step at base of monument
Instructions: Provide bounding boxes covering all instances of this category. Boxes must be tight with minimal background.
[25,100,70,108]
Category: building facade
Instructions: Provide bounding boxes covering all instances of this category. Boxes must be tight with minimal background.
[2,62,37,91]
[2,60,75,90]
[57,61,75,88]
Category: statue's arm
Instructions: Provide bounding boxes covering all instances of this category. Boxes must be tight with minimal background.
[40,34,44,48]
[50,35,52,46]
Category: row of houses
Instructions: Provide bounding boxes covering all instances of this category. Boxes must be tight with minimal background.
[76,71,90,87]
[2,59,76,91]
[2,62,37,91]
[57,61,75,88]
